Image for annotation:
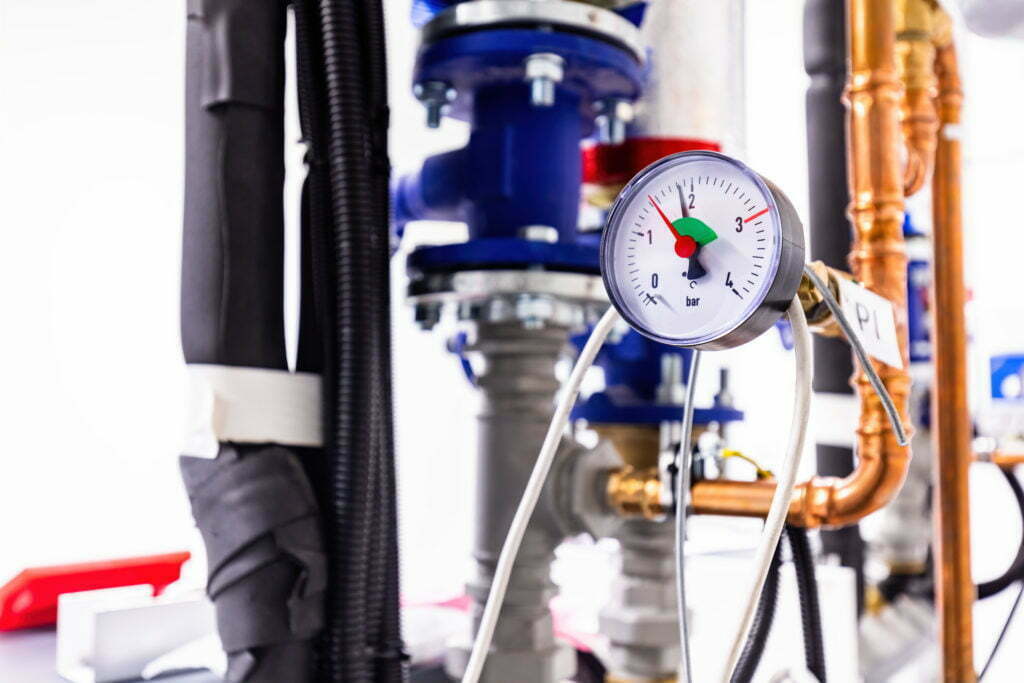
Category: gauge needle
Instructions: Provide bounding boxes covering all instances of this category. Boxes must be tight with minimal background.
[654,293,677,312]
[675,182,710,280]
[675,182,689,218]
[686,255,706,280]
[648,195,698,258]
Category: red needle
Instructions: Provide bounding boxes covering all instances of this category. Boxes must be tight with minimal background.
[745,207,770,223]
[649,195,678,237]
[648,196,696,258]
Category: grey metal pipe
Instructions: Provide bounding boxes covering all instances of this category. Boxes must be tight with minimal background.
[446,321,576,683]
[601,520,679,680]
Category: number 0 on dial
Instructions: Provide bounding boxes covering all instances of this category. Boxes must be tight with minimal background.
[600,151,805,350]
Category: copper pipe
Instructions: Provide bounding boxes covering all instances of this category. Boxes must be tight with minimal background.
[896,0,939,196]
[692,0,913,529]
[983,451,1024,469]
[930,23,975,680]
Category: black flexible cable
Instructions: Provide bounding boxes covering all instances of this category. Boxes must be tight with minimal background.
[877,468,1023,607]
[310,0,379,679]
[730,538,783,683]
[296,1,402,680]
[353,0,405,675]
[352,0,405,677]
[787,526,827,682]
[978,467,1024,599]
[979,581,1024,680]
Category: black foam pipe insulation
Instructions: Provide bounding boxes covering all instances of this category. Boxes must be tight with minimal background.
[182,0,289,370]
[803,0,866,613]
[181,1,327,680]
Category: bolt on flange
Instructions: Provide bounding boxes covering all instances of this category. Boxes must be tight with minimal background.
[523,52,565,107]
[413,80,456,128]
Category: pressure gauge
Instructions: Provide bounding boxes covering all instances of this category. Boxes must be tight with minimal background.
[600,151,805,350]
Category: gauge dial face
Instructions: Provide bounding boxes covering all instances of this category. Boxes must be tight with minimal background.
[601,151,796,348]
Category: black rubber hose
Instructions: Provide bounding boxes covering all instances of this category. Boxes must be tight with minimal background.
[730,538,783,683]
[355,0,405,676]
[297,0,403,679]
[293,2,339,678]
[978,467,1024,599]
[312,0,377,679]
[877,468,1024,606]
[787,526,827,682]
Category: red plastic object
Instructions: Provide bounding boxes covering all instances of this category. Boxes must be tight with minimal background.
[582,136,722,186]
[0,551,190,631]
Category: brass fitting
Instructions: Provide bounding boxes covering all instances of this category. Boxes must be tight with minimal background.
[606,465,667,520]
[583,182,626,211]
[595,425,670,519]
[798,260,852,337]
[594,424,661,469]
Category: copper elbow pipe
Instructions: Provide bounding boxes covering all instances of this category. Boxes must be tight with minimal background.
[896,0,939,196]
[692,0,913,529]
[983,451,1024,469]
[930,31,976,682]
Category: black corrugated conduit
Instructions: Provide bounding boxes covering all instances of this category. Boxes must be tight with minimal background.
[730,528,827,682]
[294,0,404,680]
[879,467,1024,606]
[787,526,827,682]
[730,539,783,683]
[977,467,1024,600]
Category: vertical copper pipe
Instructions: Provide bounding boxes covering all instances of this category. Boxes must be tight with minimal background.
[896,0,939,196]
[930,27,975,681]
[691,0,914,529]
[837,0,914,523]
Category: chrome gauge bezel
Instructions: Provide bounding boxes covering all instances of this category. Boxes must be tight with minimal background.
[599,151,805,350]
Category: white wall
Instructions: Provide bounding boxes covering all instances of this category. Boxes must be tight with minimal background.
[2,0,1024,678]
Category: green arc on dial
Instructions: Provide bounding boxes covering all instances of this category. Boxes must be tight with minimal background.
[672,216,717,246]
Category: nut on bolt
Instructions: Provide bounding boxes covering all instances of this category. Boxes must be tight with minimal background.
[413,80,455,129]
[523,53,565,107]
[594,98,634,145]
[414,301,442,330]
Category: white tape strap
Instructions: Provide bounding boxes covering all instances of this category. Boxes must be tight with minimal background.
[184,364,322,457]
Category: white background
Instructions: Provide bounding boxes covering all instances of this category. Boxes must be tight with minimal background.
[3,0,1024,679]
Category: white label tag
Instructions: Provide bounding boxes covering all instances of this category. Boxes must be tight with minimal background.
[836,278,904,369]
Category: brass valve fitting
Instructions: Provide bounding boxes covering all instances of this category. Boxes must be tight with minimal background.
[797,260,852,336]
[606,465,668,520]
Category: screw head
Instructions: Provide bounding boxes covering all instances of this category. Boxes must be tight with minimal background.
[594,98,634,144]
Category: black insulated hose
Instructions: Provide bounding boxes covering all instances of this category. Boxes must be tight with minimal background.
[731,538,783,683]
[294,0,404,680]
[787,526,827,682]
[978,467,1024,599]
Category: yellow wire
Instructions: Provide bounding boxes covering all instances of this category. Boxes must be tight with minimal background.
[721,450,774,480]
